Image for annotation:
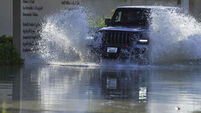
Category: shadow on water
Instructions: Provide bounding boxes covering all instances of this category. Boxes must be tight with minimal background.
[1,64,201,113]
[0,65,20,81]
[0,65,21,113]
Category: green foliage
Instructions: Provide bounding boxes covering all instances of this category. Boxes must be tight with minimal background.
[88,16,106,29]
[88,9,115,29]
[0,35,22,65]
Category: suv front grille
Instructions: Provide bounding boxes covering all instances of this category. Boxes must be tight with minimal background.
[103,31,132,45]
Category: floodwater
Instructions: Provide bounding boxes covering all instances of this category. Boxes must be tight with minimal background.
[1,64,201,113]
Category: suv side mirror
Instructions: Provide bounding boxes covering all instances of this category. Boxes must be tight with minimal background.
[105,18,112,26]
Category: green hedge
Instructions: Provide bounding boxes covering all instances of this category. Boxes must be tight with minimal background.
[0,35,22,65]
[88,9,115,29]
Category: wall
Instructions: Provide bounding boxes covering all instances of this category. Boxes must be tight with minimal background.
[0,0,12,36]
[190,0,201,21]
[0,0,179,37]
[3,0,201,37]
[81,0,178,17]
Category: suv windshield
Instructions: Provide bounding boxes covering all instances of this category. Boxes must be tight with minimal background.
[112,8,150,27]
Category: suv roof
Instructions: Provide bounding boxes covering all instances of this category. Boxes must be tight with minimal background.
[117,6,181,10]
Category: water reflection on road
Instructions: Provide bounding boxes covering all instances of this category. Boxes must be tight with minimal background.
[1,64,201,113]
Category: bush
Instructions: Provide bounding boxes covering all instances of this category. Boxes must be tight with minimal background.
[88,9,115,29]
[88,16,106,29]
[0,35,22,65]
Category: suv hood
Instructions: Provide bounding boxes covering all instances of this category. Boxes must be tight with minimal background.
[99,26,147,32]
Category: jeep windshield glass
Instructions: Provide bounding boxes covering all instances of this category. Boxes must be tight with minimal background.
[112,8,150,27]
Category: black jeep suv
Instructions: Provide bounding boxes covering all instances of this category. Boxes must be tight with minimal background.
[90,6,180,63]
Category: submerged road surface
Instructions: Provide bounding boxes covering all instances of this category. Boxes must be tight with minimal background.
[0,64,201,113]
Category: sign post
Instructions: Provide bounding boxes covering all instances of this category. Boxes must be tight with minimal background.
[182,0,189,12]
[13,0,21,57]
[14,0,82,59]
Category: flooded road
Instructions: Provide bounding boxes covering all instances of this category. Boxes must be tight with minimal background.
[1,64,201,113]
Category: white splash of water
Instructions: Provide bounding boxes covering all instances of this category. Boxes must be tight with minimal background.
[38,7,90,63]
[34,7,201,65]
[150,9,201,65]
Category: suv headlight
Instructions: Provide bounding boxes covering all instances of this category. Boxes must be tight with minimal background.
[137,39,149,44]
[139,39,148,43]
[86,36,95,40]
